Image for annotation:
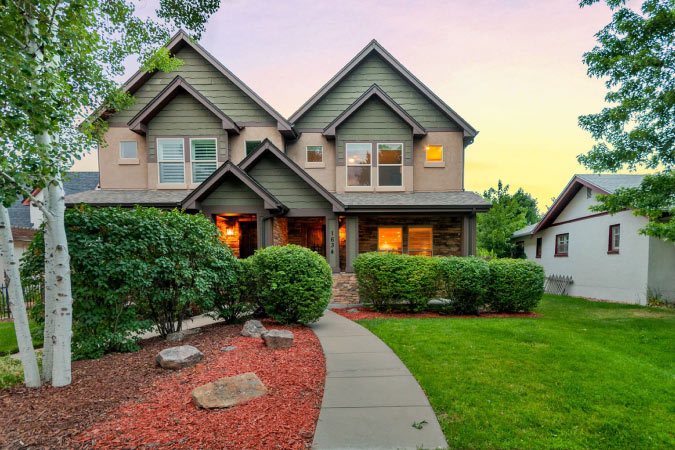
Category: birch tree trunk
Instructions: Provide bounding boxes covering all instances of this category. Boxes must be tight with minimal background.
[41,185,55,383]
[0,206,41,388]
[47,174,73,387]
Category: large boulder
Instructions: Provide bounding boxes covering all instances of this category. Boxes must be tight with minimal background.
[262,329,294,349]
[192,372,267,409]
[241,320,267,338]
[156,345,204,370]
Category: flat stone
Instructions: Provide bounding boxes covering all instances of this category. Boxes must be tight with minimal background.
[241,320,267,338]
[192,372,267,409]
[220,346,237,352]
[166,328,202,342]
[262,329,294,349]
[155,345,203,370]
[346,308,360,313]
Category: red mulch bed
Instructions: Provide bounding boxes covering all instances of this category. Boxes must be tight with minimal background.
[333,307,541,320]
[0,321,325,449]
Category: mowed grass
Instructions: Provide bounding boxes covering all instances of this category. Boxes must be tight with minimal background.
[359,295,675,450]
[0,321,42,355]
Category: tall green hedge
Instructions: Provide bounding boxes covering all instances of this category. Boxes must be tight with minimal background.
[487,259,545,312]
[353,252,440,312]
[437,257,490,314]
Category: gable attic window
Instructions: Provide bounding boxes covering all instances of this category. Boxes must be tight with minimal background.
[191,138,217,183]
[377,143,403,187]
[555,233,569,257]
[120,141,138,159]
[587,187,593,199]
[306,146,323,163]
[346,143,372,187]
[158,138,185,184]
[425,145,443,162]
[246,140,262,156]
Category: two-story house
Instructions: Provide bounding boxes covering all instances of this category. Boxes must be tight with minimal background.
[65,31,490,274]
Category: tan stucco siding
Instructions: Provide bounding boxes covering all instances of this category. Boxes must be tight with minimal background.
[229,127,284,164]
[98,127,148,189]
[285,133,336,192]
[413,132,464,191]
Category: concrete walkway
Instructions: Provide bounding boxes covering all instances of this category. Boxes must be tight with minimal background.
[309,310,447,450]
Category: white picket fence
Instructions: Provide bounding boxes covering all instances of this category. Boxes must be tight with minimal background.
[545,275,573,296]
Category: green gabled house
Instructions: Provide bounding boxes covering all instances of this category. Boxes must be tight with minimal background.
[67,30,490,275]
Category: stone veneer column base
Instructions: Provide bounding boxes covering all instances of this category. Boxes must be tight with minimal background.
[331,272,359,304]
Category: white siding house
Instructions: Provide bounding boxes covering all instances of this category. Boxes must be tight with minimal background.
[512,174,675,305]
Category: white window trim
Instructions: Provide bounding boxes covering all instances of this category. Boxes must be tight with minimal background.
[119,141,139,165]
[424,144,445,168]
[376,142,404,190]
[305,145,325,168]
[408,225,433,256]
[157,137,186,185]
[346,142,372,189]
[190,137,218,184]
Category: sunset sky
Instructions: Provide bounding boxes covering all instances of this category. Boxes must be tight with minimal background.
[73,0,633,211]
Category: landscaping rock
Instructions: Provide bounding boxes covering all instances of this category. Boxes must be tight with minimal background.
[166,328,202,342]
[192,372,267,409]
[346,308,360,313]
[262,329,294,349]
[220,346,237,352]
[155,345,204,370]
[241,320,267,338]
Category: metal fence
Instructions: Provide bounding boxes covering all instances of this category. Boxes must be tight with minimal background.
[0,284,42,320]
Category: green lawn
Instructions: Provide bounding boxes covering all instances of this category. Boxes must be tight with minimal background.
[359,295,675,450]
[0,321,42,356]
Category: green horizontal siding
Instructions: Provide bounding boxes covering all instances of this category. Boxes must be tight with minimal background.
[201,177,264,207]
[295,53,459,130]
[336,97,413,163]
[147,93,226,161]
[248,155,331,209]
[111,46,274,124]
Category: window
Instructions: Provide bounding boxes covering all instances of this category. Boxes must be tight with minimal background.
[306,146,323,163]
[425,145,443,162]
[346,143,372,187]
[586,187,593,199]
[158,138,185,184]
[409,227,432,256]
[378,227,402,253]
[377,143,403,187]
[536,237,542,258]
[608,224,620,253]
[555,233,569,256]
[246,140,262,156]
[191,138,217,183]
[120,141,137,159]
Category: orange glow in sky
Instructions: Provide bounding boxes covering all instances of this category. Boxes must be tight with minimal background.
[73,0,640,210]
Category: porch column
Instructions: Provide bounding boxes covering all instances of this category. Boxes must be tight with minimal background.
[263,217,274,248]
[345,216,359,272]
[462,214,477,256]
[325,215,339,273]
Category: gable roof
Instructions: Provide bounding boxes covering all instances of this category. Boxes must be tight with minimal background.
[289,39,477,138]
[127,76,239,134]
[239,139,345,212]
[99,30,295,137]
[181,161,282,210]
[322,84,425,137]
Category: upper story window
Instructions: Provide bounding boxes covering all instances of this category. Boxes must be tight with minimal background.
[587,187,593,199]
[555,233,569,257]
[536,237,542,258]
[408,226,432,256]
[191,138,217,183]
[378,227,402,254]
[377,143,403,187]
[120,141,138,159]
[608,224,620,254]
[306,146,323,163]
[246,140,262,156]
[158,138,185,184]
[346,143,372,187]
[425,145,443,162]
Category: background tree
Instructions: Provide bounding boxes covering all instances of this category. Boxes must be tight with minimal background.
[0,0,220,386]
[578,0,674,241]
[477,181,540,258]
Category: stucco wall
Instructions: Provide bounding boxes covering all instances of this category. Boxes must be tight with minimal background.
[518,188,651,304]
[99,127,148,189]
[412,132,464,191]
[285,133,336,192]
[647,236,675,303]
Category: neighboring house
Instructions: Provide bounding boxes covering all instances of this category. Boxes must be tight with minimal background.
[512,174,675,305]
[65,31,490,273]
[1,172,100,280]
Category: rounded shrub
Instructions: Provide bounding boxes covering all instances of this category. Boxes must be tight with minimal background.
[353,252,440,313]
[487,258,546,312]
[208,258,257,324]
[249,245,332,324]
[437,256,490,315]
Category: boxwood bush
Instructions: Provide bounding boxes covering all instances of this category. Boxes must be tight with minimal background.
[437,256,490,315]
[249,245,332,324]
[353,252,440,313]
[487,258,545,312]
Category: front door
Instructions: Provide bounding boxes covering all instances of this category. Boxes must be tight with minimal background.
[307,224,326,256]
[239,221,257,258]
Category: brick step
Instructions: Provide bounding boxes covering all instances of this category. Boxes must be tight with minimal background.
[331,273,359,304]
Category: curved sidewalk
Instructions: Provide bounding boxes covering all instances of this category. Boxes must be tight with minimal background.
[309,310,447,450]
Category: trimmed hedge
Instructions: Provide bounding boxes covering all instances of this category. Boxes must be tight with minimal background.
[437,257,490,314]
[487,259,546,312]
[249,245,332,324]
[353,252,440,313]
[207,258,257,324]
